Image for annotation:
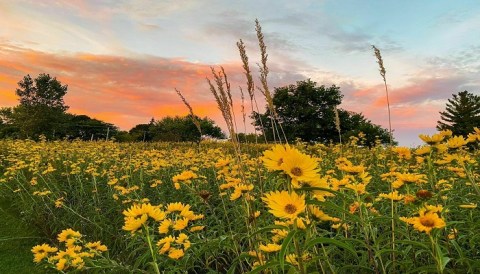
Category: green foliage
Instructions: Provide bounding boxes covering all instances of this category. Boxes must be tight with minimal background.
[338,109,393,147]
[64,114,119,141]
[253,79,392,145]
[16,74,68,111]
[437,90,480,136]
[150,115,225,142]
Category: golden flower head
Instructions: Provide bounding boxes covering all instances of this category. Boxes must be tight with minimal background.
[262,190,306,219]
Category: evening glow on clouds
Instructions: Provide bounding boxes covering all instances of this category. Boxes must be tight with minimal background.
[0,0,479,145]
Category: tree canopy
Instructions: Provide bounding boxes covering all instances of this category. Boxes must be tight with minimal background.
[437,91,480,136]
[16,73,68,111]
[150,115,225,142]
[253,79,392,145]
[1,74,119,140]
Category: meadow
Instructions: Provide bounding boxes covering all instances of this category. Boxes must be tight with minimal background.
[0,130,479,273]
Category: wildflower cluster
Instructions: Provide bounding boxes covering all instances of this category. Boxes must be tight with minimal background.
[32,228,108,272]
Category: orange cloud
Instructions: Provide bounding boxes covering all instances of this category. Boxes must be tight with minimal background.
[0,42,278,132]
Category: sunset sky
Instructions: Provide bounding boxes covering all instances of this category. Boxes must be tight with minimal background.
[1,0,479,146]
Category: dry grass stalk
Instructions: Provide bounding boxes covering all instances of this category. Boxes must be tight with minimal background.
[237,39,255,101]
[175,88,202,136]
[206,67,236,142]
[239,86,247,138]
[372,45,393,146]
[255,19,274,113]
[237,38,268,143]
[255,19,287,143]
[334,107,342,144]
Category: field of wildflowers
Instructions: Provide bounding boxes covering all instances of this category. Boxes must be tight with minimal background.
[0,129,479,273]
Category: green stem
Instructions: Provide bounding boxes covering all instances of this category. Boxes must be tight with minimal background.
[144,224,160,274]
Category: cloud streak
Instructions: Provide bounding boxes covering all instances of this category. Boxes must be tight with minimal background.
[0,42,306,131]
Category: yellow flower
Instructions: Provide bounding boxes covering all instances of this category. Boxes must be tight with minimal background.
[85,241,108,252]
[339,164,366,174]
[286,252,311,266]
[259,243,281,253]
[230,184,254,201]
[378,191,404,201]
[345,183,367,194]
[123,203,166,222]
[123,214,148,233]
[173,218,189,230]
[168,248,185,259]
[392,147,412,160]
[190,225,205,232]
[157,236,175,254]
[448,228,458,240]
[158,219,173,234]
[446,136,468,149]
[262,144,293,171]
[56,258,67,271]
[172,170,198,183]
[280,148,319,184]
[57,229,81,244]
[419,133,444,145]
[262,191,306,219]
[415,146,431,156]
[308,205,337,222]
[32,244,58,263]
[411,212,446,234]
[166,202,186,213]
[175,233,189,244]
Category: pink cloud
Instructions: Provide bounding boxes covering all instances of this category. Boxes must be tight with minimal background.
[0,42,284,132]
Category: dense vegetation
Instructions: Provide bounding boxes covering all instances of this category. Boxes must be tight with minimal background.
[0,130,479,273]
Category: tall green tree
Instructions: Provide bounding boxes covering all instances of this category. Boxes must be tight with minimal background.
[5,74,70,139]
[16,74,68,111]
[253,79,392,145]
[437,91,480,136]
[253,79,343,142]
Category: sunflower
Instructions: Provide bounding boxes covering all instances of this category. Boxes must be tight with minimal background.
[157,236,175,254]
[419,133,444,145]
[168,248,185,259]
[57,229,81,246]
[411,212,446,234]
[123,214,148,233]
[446,136,468,149]
[122,203,166,221]
[158,219,173,234]
[166,202,186,213]
[32,244,58,263]
[262,191,306,219]
[280,149,319,184]
[262,144,293,171]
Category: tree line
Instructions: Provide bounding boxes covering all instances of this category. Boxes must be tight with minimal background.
[0,74,478,144]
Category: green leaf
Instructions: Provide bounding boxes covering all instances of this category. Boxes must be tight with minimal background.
[397,240,430,251]
[279,229,297,271]
[305,237,357,258]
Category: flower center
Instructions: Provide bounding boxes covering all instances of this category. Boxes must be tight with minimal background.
[284,204,297,214]
[420,216,435,227]
[291,167,303,176]
[277,158,284,166]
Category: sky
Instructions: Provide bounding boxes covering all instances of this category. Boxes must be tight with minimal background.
[1,0,479,146]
